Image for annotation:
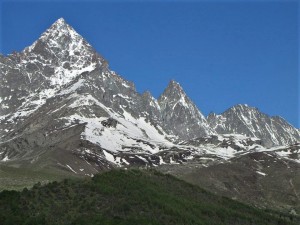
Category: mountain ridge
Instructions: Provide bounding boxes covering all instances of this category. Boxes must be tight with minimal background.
[1,18,300,214]
[1,18,299,162]
[207,104,300,147]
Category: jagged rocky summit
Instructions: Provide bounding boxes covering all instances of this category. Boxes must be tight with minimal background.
[0,18,299,175]
[207,104,300,148]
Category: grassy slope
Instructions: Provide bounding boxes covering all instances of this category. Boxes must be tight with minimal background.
[0,169,298,225]
[0,164,80,191]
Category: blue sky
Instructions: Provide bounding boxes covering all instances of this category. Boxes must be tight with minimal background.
[0,0,299,127]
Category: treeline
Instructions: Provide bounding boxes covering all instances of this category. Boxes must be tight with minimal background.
[0,169,298,225]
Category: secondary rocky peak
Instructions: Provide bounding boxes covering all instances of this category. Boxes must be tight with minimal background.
[207,104,300,147]
[157,80,215,139]
[232,103,248,109]
[159,80,187,107]
[222,104,262,118]
[231,104,255,111]
[158,80,188,107]
[168,79,182,88]
[165,80,185,94]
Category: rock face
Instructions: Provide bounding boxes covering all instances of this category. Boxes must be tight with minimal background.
[207,104,300,148]
[158,80,215,139]
[0,18,299,173]
[0,18,106,116]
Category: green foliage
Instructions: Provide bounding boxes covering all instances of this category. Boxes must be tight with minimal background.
[0,169,298,225]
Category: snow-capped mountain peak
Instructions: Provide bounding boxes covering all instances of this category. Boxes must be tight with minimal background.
[24,18,87,53]
[13,18,107,89]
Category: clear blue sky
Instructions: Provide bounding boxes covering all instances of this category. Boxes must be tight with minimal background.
[0,0,299,127]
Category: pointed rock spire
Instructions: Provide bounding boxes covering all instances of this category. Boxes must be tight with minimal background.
[167,80,183,90]
[19,18,107,87]
[158,80,188,107]
[23,17,88,54]
[164,80,185,96]
[158,80,215,139]
[42,17,81,40]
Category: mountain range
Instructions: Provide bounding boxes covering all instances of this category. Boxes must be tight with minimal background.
[1,18,299,214]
